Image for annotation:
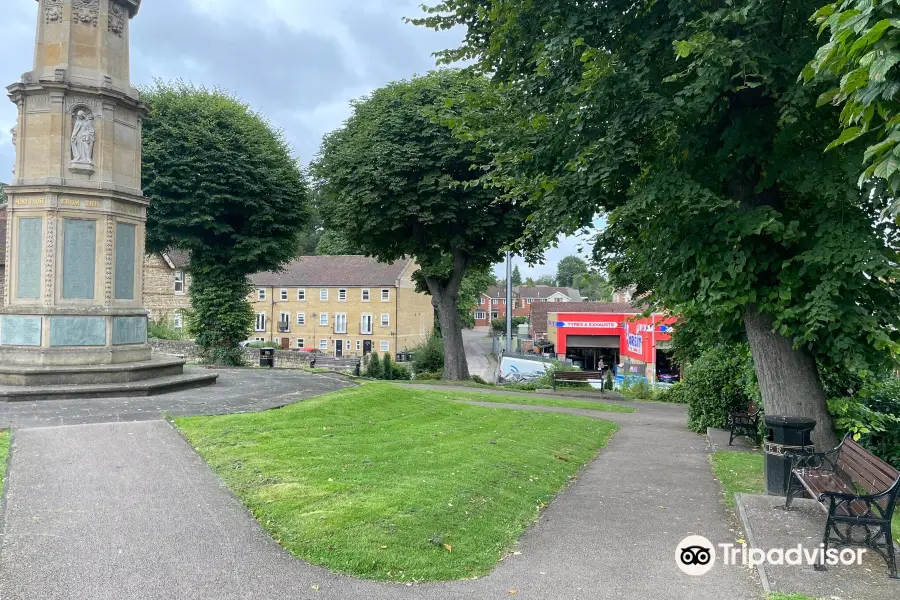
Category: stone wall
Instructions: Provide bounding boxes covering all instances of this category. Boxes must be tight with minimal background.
[149,338,319,370]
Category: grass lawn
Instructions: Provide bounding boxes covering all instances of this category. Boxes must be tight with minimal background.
[177,383,618,581]
[402,379,526,392]
[710,451,900,541]
[397,384,634,414]
[769,595,819,600]
[0,430,9,496]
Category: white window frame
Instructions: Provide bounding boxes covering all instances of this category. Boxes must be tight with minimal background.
[174,270,185,295]
[296,338,305,349]
[319,339,328,350]
[338,289,347,302]
[174,312,184,329]
[258,288,267,302]
[491,298,498,305]
[356,340,361,351]
[255,312,266,332]
[297,312,306,326]
[380,313,390,328]
[320,288,329,301]
[297,289,306,301]
[361,289,371,302]
[255,337,266,342]
[381,288,390,302]
[475,311,487,321]
[279,312,291,332]
[491,311,499,319]
[360,314,373,335]
[319,312,329,327]
[335,313,348,334]
[380,340,390,352]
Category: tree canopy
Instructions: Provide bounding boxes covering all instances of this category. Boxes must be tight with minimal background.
[312,69,536,379]
[142,82,308,364]
[556,256,589,289]
[415,0,900,448]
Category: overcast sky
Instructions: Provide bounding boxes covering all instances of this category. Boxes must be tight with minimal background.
[0,0,594,279]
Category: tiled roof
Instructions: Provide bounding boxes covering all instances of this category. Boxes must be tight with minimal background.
[531,301,644,334]
[516,286,582,301]
[251,256,412,287]
[164,250,190,269]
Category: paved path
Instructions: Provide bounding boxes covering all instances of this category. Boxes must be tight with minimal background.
[0,386,763,599]
[462,329,496,382]
[0,367,355,429]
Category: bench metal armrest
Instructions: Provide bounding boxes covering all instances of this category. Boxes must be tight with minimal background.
[819,489,895,521]
[785,447,841,473]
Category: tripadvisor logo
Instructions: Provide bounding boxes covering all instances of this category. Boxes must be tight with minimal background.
[675,535,867,576]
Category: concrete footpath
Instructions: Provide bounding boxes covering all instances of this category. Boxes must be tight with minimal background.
[0,390,763,599]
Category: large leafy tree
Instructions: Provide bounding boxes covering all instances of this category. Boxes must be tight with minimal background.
[556,255,589,289]
[142,82,308,364]
[807,0,900,202]
[312,70,535,379]
[416,0,900,448]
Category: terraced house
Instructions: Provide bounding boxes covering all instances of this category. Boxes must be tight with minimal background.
[249,256,434,357]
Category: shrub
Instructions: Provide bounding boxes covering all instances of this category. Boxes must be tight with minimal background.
[683,344,755,433]
[411,335,445,374]
[148,318,185,341]
[365,353,382,379]
[620,379,655,400]
[382,352,393,381]
[415,370,443,380]
[247,341,279,349]
[830,379,900,469]
[656,381,689,404]
[391,363,412,381]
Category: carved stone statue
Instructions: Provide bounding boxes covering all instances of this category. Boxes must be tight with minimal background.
[71,110,96,165]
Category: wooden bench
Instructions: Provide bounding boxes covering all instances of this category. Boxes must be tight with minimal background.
[552,370,602,391]
[726,401,761,446]
[784,435,900,578]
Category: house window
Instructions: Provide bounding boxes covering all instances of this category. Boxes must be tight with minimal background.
[319,313,329,326]
[279,312,291,332]
[335,313,348,334]
[380,340,390,352]
[491,298,498,305]
[319,339,328,350]
[296,338,305,349]
[475,311,487,321]
[491,311,499,319]
[361,314,373,335]
[381,313,390,327]
[174,312,184,329]
[174,270,185,294]
[255,313,266,332]
[356,340,361,351]
[361,289,371,302]
[338,289,347,302]
[297,313,306,326]
[298,289,306,301]
[320,289,329,301]
[280,289,288,301]
[381,288,390,302]
[255,337,266,342]
[258,288,266,301]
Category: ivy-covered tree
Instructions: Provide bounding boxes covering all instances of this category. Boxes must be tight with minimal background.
[416,0,900,448]
[312,70,535,379]
[142,82,308,365]
[556,255,589,289]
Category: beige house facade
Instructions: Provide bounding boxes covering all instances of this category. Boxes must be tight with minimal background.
[249,256,434,357]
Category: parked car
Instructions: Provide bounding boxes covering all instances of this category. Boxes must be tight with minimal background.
[657,371,681,384]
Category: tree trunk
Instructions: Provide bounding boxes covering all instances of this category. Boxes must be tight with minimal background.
[744,308,837,451]
[433,294,470,380]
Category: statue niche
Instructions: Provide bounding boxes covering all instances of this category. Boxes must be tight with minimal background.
[69,108,96,174]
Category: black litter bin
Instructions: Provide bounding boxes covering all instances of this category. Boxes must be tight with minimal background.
[763,416,816,496]
[259,348,275,369]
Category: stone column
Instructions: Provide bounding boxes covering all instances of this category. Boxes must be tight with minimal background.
[1,0,149,366]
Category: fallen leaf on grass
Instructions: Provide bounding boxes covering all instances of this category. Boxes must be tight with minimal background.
[555,455,569,461]
[443,543,453,553]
